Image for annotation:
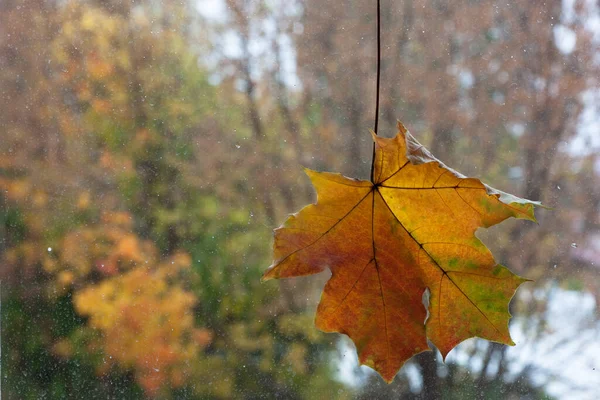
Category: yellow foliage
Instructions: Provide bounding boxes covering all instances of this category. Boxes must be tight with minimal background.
[50,212,157,293]
[5,242,43,270]
[102,211,134,228]
[6,180,31,202]
[86,53,114,80]
[91,99,112,114]
[77,192,91,209]
[53,339,73,358]
[57,270,75,287]
[32,190,48,207]
[74,255,207,396]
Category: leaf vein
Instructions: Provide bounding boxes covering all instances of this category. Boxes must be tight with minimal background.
[274,191,372,267]
[376,189,503,337]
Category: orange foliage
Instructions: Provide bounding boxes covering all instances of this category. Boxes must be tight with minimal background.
[54,212,157,290]
[74,253,210,396]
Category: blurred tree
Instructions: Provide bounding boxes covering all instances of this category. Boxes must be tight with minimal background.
[1,0,347,398]
[1,0,598,398]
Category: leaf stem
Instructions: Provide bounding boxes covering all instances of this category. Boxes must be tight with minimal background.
[370,0,381,183]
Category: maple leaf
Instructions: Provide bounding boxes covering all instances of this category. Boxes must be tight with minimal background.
[262,122,540,382]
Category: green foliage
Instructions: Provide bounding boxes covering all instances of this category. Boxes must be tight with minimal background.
[2,296,143,399]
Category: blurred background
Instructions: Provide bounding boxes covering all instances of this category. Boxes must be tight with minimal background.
[1,0,599,398]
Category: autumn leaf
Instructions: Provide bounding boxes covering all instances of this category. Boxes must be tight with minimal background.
[262,122,540,382]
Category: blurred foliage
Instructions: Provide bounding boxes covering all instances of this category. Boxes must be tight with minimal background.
[0,1,344,398]
[1,0,598,399]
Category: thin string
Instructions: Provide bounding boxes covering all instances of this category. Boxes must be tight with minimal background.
[370,0,381,183]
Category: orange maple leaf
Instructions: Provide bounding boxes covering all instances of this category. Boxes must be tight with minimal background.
[263,122,540,382]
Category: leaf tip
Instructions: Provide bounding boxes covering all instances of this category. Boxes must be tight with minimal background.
[302,166,315,175]
[530,202,553,225]
[303,168,321,184]
[369,129,378,141]
[260,273,274,283]
[520,276,534,284]
[261,264,278,282]
[396,120,408,135]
